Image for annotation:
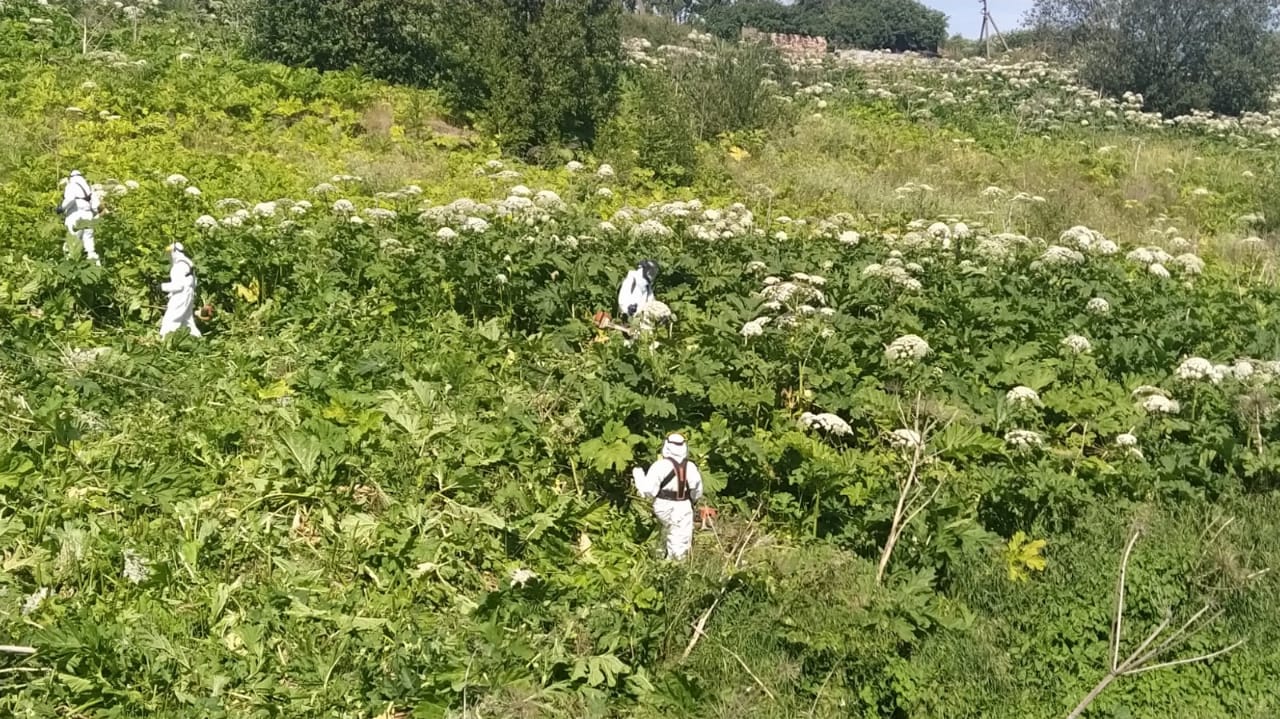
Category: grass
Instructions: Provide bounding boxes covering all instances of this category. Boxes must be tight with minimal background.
[709,105,1271,251]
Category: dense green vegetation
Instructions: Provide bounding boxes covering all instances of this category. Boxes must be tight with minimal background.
[1026,0,1280,116]
[250,0,624,154]
[703,0,948,52]
[3,2,1280,718]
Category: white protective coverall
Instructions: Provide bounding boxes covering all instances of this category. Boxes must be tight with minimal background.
[60,170,102,263]
[632,433,703,560]
[617,260,658,321]
[159,243,202,338]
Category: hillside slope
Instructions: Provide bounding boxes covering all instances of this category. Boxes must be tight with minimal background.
[2,5,1280,719]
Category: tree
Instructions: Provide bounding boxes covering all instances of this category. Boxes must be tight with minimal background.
[249,0,438,86]
[250,0,622,154]
[1027,0,1280,116]
[704,0,946,51]
[432,0,623,153]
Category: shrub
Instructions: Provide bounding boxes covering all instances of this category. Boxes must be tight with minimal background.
[432,0,624,155]
[599,42,790,184]
[598,70,701,185]
[248,0,623,154]
[704,0,946,52]
[1028,0,1280,116]
[248,0,438,86]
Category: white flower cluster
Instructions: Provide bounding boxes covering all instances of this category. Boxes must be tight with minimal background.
[1174,357,1280,387]
[800,411,853,436]
[631,219,673,240]
[1005,386,1041,407]
[1125,246,1202,279]
[863,255,924,292]
[1175,357,1221,383]
[1086,297,1111,315]
[1005,429,1043,450]
[1033,245,1085,268]
[1061,334,1092,355]
[886,334,930,364]
[1132,386,1181,415]
[746,272,832,333]
[634,300,675,331]
[971,232,1035,266]
[122,549,151,584]
[888,428,923,450]
[1059,226,1118,256]
[21,587,50,616]
[740,316,771,338]
[1115,432,1143,459]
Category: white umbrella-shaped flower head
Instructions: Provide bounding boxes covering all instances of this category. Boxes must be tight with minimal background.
[886,334,930,364]
[1061,334,1092,355]
[888,428,923,450]
[1005,386,1041,407]
[800,411,853,436]
[1005,429,1043,451]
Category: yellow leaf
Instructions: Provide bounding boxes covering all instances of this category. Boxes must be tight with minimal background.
[728,145,750,162]
[1004,532,1048,583]
[256,380,292,401]
[235,279,260,304]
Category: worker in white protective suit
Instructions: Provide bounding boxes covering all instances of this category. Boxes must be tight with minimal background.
[159,242,202,339]
[617,259,659,322]
[631,433,704,560]
[58,170,102,264]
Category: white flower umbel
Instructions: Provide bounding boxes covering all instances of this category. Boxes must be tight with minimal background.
[20,587,50,616]
[1115,432,1143,458]
[1061,334,1092,355]
[509,568,538,587]
[800,411,853,436]
[195,215,218,230]
[889,428,923,450]
[886,334,930,364]
[1005,429,1043,450]
[331,199,355,214]
[1086,297,1111,315]
[164,173,189,187]
[1232,360,1255,381]
[1140,394,1181,415]
[635,301,674,331]
[122,549,151,584]
[1176,357,1217,382]
[740,317,771,338]
[1173,253,1206,275]
[1005,386,1041,407]
[1038,245,1085,266]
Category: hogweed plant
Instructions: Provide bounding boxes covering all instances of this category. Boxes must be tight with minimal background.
[876,393,957,586]
[1065,523,1268,719]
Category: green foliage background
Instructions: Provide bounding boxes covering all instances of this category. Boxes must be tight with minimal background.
[0,2,1279,718]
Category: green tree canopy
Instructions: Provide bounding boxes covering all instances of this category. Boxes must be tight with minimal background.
[1027,0,1280,116]
[704,0,946,52]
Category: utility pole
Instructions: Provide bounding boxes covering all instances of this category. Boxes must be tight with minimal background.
[978,0,1010,58]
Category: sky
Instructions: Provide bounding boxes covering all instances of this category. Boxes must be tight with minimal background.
[919,0,1035,39]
